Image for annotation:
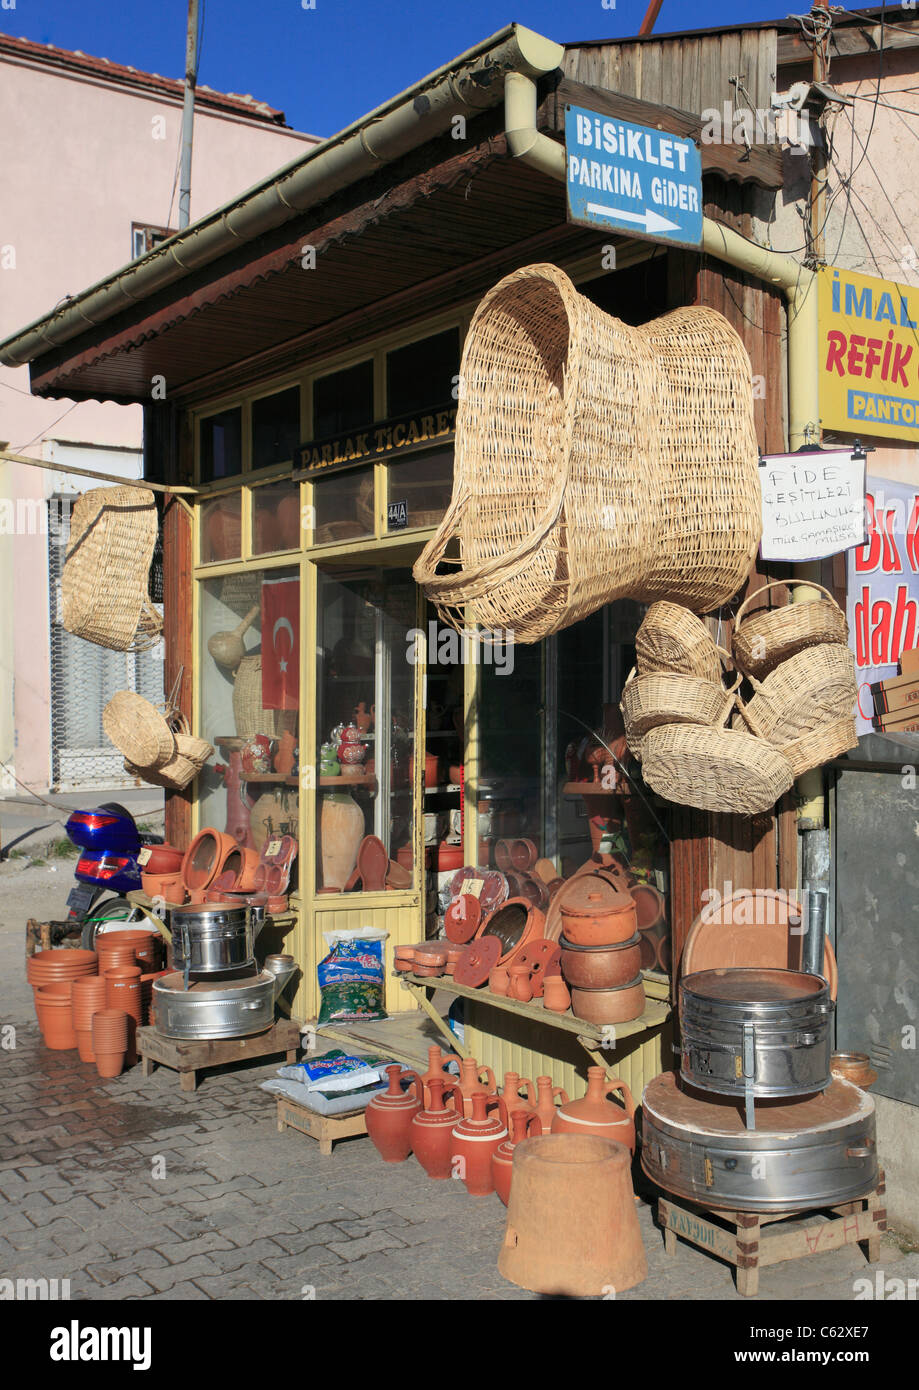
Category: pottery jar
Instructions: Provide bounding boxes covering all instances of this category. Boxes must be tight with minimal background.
[475,898,545,967]
[569,975,646,1026]
[551,1067,637,1154]
[492,1110,541,1206]
[411,1080,463,1179]
[508,964,534,1003]
[489,965,510,996]
[542,974,571,1014]
[501,1072,537,1121]
[365,1066,423,1163]
[534,1075,570,1135]
[560,877,638,946]
[559,931,642,990]
[420,1045,460,1108]
[451,1091,509,1196]
[456,1057,498,1118]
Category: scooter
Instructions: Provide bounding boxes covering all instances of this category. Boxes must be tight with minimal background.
[64,802,163,948]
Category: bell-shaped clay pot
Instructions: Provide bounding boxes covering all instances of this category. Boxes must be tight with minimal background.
[365,1065,423,1163]
[551,1066,637,1154]
[410,1080,462,1179]
[493,1109,542,1206]
[451,1091,508,1196]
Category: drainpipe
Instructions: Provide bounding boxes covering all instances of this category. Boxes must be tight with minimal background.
[505,71,825,833]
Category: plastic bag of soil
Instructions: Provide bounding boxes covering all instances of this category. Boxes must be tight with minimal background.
[317,928,388,1025]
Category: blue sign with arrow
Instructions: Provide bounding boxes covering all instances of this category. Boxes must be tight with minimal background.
[565,104,703,249]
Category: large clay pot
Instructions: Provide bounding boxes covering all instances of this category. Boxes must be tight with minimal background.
[36,985,77,1049]
[451,1091,509,1196]
[365,1066,423,1163]
[560,877,638,946]
[456,1057,498,1118]
[182,828,238,892]
[535,1075,569,1135]
[475,898,545,967]
[551,1067,637,1154]
[559,932,642,989]
[410,1080,463,1179]
[320,791,365,890]
[570,975,645,1025]
[275,491,301,549]
[420,1045,460,1109]
[493,1109,541,1206]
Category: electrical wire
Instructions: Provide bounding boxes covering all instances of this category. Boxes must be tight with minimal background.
[13,402,78,453]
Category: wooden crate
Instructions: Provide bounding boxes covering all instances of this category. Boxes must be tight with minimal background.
[137,1019,300,1092]
[658,1171,886,1297]
[275,1095,368,1156]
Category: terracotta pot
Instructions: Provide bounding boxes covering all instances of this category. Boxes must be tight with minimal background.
[498,1134,647,1296]
[140,842,184,876]
[104,976,141,1064]
[542,974,571,1013]
[365,1066,423,1163]
[654,934,672,973]
[218,844,261,892]
[410,1080,463,1179]
[456,1057,498,1119]
[320,792,364,891]
[36,989,77,1049]
[552,1067,637,1154]
[534,1075,570,1135]
[830,1051,878,1089]
[501,1072,537,1120]
[26,948,98,982]
[436,843,464,873]
[420,1045,460,1109]
[475,898,545,967]
[182,828,238,891]
[443,944,465,976]
[630,882,666,933]
[75,1029,95,1063]
[489,965,510,996]
[142,872,185,905]
[493,1109,541,1206]
[451,1091,509,1196]
[559,932,642,989]
[560,878,638,946]
[508,965,534,1003]
[569,975,646,1026]
[510,838,538,871]
[639,931,658,971]
[71,976,107,1034]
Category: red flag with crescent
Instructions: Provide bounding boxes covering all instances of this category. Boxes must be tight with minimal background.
[261,577,299,710]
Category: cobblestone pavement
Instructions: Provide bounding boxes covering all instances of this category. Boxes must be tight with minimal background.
[3,871,917,1301]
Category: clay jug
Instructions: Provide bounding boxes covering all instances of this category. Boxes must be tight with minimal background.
[508,965,534,1003]
[489,965,510,996]
[320,791,365,890]
[551,1067,637,1154]
[535,1075,569,1135]
[501,1071,537,1120]
[451,1091,509,1196]
[411,1080,462,1179]
[207,605,258,671]
[543,974,571,1013]
[421,1045,460,1109]
[456,1057,498,1118]
[365,1066,423,1163]
[493,1109,541,1207]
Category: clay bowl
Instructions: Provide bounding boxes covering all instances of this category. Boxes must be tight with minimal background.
[510,838,538,871]
[140,842,184,876]
[560,894,638,946]
[141,872,170,901]
[476,898,545,967]
[570,974,646,1026]
[266,895,288,914]
[559,932,642,990]
[443,945,466,977]
[639,932,659,971]
[494,840,513,872]
[830,1051,878,1089]
[630,883,666,933]
[219,845,261,892]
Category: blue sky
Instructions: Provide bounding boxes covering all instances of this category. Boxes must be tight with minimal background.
[0,1,876,136]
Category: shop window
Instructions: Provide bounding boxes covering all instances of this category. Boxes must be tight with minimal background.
[312,360,374,439]
[199,492,242,564]
[199,407,242,483]
[197,567,301,898]
[252,479,301,554]
[315,568,417,892]
[312,466,375,545]
[251,386,300,470]
[386,448,453,532]
[386,328,460,417]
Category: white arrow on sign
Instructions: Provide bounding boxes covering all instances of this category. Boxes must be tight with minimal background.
[586,203,681,235]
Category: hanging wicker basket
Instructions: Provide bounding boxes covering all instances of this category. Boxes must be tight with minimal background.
[732,580,848,678]
[734,701,857,777]
[232,655,298,739]
[635,602,727,682]
[103,691,176,769]
[641,723,795,815]
[413,263,760,642]
[731,643,857,746]
[621,667,738,756]
[62,486,162,652]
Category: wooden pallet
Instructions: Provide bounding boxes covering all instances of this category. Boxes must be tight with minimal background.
[658,1170,886,1297]
[137,1019,300,1092]
[275,1095,368,1156]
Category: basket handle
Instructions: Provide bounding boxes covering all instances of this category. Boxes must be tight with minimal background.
[733,693,769,741]
[733,579,840,630]
[716,672,743,727]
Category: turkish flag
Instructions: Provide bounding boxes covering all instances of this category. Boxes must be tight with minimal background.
[261,577,299,710]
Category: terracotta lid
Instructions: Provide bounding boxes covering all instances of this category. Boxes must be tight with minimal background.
[445,894,482,943]
[559,875,634,918]
[453,936,502,988]
[681,889,837,1000]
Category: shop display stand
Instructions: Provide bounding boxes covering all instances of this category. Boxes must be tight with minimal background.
[137,1018,300,1092]
[275,1095,368,1155]
[657,1172,886,1297]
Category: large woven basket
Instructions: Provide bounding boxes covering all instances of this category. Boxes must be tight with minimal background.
[732,644,857,746]
[123,753,197,792]
[232,656,298,739]
[635,602,726,682]
[62,486,161,651]
[413,264,760,642]
[621,667,737,756]
[734,704,857,777]
[641,724,795,815]
[732,580,848,678]
[103,691,175,769]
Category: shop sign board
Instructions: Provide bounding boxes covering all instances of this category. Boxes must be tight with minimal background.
[387,499,408,530]
[759,449,866,562]
[298,402,456,477]
[565,104,703,248]
[847,474,919,734]
[818,266,919,442]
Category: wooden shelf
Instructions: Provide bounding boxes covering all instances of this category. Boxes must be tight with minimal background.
[319,773,377,788]
[562,781,619,795]
[239,772,299,785]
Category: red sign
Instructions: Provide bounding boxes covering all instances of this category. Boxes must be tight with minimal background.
[261,577,299,710]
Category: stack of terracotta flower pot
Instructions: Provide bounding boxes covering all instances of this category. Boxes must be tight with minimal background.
[34,981,78,1050]
[71,975,109,1062]
[27,948,98,1025]
[91,1010,128,1078]
[103,966,143,1064]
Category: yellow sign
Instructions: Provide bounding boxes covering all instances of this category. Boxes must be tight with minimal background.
[818,265,919,442]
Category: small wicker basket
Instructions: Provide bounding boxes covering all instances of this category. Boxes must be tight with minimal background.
[635,603,727,683]
[103,691,175,769]
[734,703,857,777]
[732,643,857,745]
[641,723,795,815]
[621,667,737,756]
[732,580,848,679]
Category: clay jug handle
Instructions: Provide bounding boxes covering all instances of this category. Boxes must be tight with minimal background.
[525,1113,541,1140]
[441,1082,461,1112]
[480,1064,497,1091]
[402,1069,423,1105]
[494,1093,509,1130]
[553,1085,569,1104]
[519,1076,537,1105]
[605,1075,636,1117]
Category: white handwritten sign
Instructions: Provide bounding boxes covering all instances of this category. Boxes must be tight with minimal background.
[759,450,867,562]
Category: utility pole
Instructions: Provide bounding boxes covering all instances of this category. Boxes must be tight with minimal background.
[178,0,199,230]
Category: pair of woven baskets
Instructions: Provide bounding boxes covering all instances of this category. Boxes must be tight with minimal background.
[103,691,212,791]
[62,486,162,652]
[413,263,761,643]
